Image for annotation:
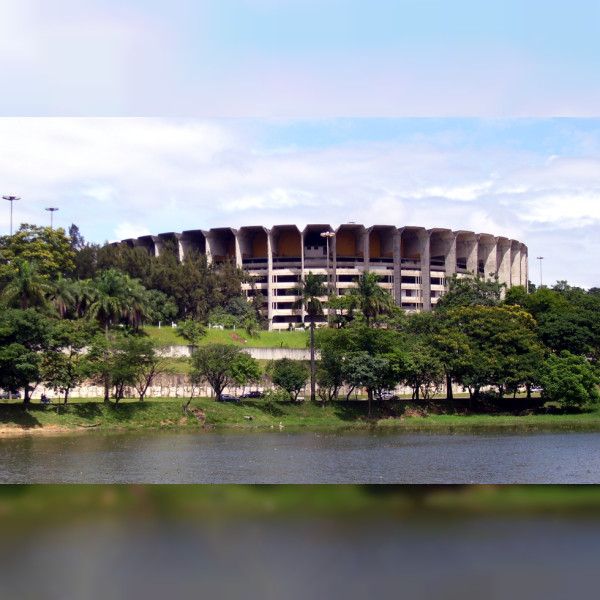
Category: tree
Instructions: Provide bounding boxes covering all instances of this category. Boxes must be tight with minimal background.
[315,327,357,404]
[87,269,131,333]
[123,337,168,402]
[87,269,149,332]
[539,351,600,410]
[47,274,77,319]
[0,224,76,279]
[176,319,206,351]
[230,352,262,390]
[442,305,544,399]
[347,271,395,327]
[341,351,398,417]
[435,273,504,310]
[292,272,326,402]
[401,337,444,400]
[315,352,345,405]
[271,358,309,402]
[325,293,356,328]
[0,309,53,406]
[1,260,54,310]
[190,343,257,401]
[41,319,95,404]
[143,289,178,327]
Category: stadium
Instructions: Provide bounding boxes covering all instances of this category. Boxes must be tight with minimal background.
[121,224,528,330]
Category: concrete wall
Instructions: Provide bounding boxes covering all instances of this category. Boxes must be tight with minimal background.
[160,345,313,360]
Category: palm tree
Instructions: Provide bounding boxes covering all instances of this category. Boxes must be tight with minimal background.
[123,277,150,330]
[292,272,326,402]
[85,269,151,402]
[48,274,77,318]
[87,269,132,334]
[1,260,53,310]
[348,271,395,327]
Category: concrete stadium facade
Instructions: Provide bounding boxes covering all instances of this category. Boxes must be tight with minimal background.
[121,224,528,331]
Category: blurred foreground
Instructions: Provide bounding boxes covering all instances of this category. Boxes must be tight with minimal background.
[0,485,599,600]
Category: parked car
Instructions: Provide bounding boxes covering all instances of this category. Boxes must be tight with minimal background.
[218,394,241,402]
[375,391,398,401]
[241,391,263,399]
[531,386,543,393]
[1,390,22,399]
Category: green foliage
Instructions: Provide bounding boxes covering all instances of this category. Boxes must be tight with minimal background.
[41,319,96,403]
[400,337,444,400]
[1,260,54,310]
[341,351,398,416]
[503,285,529,307]
[442,305,545,397]
[271,358,309,401]
[325,293,356,328]
[435,273,504,310]
[260,387,290,412]
[0,308,53,404]
[143,289,178,326]
[190,343,257,400]
[292,272,326,321]
[176,319,206,348]
[539,351,600,409]
[347,271,396,327]
[86,268,149,332]
[230,351,261,386]
[0,224,76,279]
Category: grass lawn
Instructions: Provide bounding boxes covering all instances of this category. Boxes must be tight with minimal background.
[2,396,600,433]
[142,325,310,348]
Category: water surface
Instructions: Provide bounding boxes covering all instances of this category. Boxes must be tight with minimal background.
[1,428,598,483]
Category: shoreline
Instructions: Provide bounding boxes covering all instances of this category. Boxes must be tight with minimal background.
[2,397,600,437]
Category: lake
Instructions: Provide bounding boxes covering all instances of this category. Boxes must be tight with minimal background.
[1,427,599,483]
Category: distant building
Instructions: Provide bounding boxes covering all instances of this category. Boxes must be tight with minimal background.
[120,224,527,330]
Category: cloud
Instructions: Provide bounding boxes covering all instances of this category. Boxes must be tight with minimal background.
[0,117,599,286]
[114,222,151,242]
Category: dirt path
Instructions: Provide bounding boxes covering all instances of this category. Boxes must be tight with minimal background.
[0,424,76,437]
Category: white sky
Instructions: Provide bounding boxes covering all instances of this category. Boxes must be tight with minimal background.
[1,1,599,288]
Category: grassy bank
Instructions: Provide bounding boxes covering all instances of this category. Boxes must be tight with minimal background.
[2,397,600,434]
[143,325,309,348]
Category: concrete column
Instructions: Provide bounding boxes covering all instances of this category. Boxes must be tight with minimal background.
[151,236,162,258]
[267,229,274,330]
[466,237,478,274]
[174,234,184,263]
[393,228,402,305]
[445,233,457,279]
[496,238,511,287]
[331,233,337,295]
[233,229,243,268]
[521,244,529,289]
[419,230,431,311]
[478,234,497,278]
[510,241,521,287]
[362,230,370,269]
[204,233,214,265]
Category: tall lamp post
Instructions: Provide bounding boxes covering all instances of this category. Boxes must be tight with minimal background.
[45,207,59,229]
[3,195,20,236]
[536,256,544,288]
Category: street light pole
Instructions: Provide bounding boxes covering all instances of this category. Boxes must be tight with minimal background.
[3,195,21,236]
[536,256,544,288]
[45,207,59,229]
